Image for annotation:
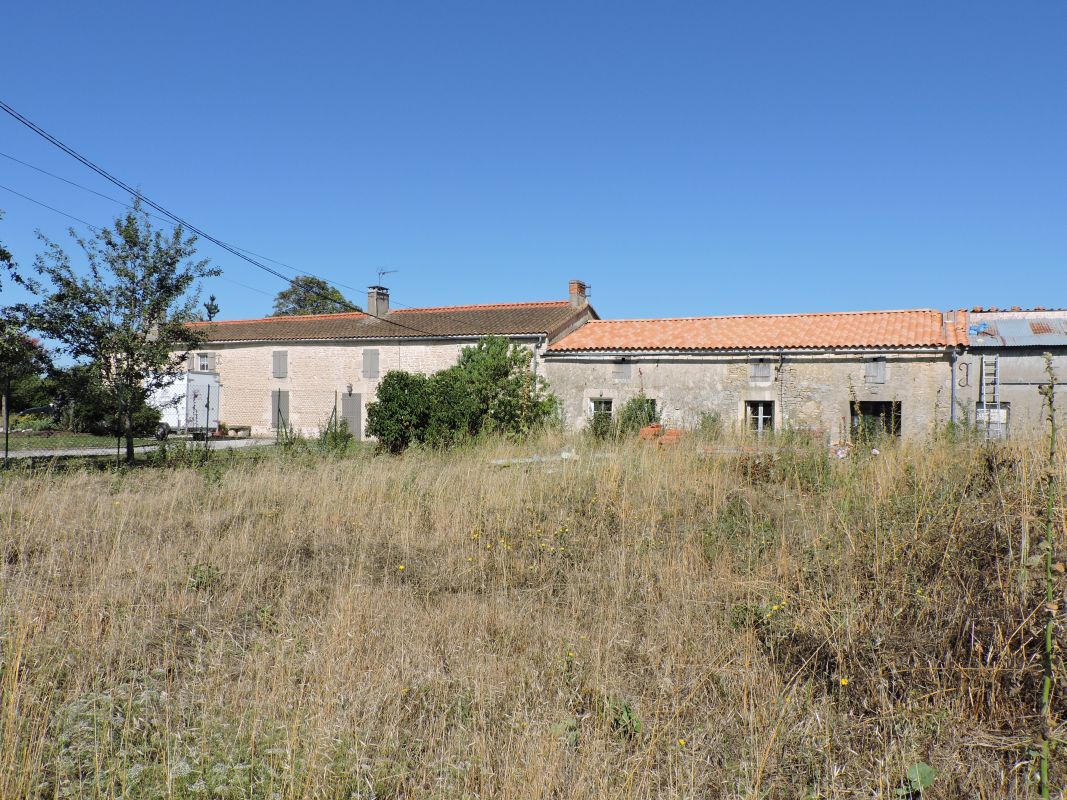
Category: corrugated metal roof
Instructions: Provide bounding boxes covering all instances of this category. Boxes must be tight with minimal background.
[967,315,1067,348]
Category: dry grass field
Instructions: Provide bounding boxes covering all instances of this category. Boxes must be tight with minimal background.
[1,432,1064,799]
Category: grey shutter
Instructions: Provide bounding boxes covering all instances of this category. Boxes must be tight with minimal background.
[612,360,631,380]
[865,358,886,384]
[205,353,217,372]
[271,389,290,428]
[362,349,379,379]
[272,350,288,378]
[751,359,772,380]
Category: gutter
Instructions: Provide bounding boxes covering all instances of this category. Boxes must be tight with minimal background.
[201,333,548,346]
[543,347,955,359]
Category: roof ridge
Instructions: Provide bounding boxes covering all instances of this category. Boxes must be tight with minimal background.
[189,310,368,326]
[582,308,940,324]
[392,300,570,313]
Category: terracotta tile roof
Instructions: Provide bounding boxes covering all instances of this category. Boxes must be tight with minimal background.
[548,309,963,352]
[190,301,591,343]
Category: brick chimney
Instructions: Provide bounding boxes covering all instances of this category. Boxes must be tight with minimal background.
[569,279,589,308]
[367,285,389,316]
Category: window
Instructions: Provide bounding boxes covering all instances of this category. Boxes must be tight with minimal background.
[590,398,613,416]
[851,401,901,439]
[746,400,774,435]
[272,350,288,379]
[612,360,632,381]
[750,359,772,381]
[363,349,380,379]
[197,353,211,372]
[864,357,886,384]
[975,402,1009,440]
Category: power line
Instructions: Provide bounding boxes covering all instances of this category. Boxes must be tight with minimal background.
[0,99,436,337]
[0,183,270,299]
[0,182,101,231]
[0,149,363,291]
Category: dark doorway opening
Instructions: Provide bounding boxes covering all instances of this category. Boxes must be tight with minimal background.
[850,401,901,439]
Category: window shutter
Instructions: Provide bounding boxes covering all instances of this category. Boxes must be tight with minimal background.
[205,353,217,372]
[271,389,290,428]
[612,361,631,380]
[362,349,380,379]
[272,350,288,378]
[751,359,772,381]
[865,358,886,384]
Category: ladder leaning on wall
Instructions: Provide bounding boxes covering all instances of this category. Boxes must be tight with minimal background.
[977,354,1004,439]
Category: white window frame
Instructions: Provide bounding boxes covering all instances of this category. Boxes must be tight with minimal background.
[197,353,210,372]
[590,398,613,416]
[746,400,774,435]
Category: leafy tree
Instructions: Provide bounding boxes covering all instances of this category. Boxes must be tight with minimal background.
[8,201,218,462]
[271,276,358,316]
[454,337,557,437]
[0,322,50,460]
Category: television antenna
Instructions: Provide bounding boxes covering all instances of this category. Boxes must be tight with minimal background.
[376,268,398,285]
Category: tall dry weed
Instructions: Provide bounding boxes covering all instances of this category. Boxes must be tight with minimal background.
[0,432,1063,798]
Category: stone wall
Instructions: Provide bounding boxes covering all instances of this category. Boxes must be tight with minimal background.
[954,349,1067,436]
[543,351,954,441]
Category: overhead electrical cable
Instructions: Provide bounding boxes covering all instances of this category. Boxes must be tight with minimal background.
[0,99,439,337]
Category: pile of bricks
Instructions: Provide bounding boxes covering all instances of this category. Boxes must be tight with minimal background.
[639,423,683,447]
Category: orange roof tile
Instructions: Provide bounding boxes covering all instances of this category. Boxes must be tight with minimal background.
[548,309,963,352]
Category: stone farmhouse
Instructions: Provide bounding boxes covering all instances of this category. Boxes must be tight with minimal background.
[543,309,970,440]
[183,285,1066,441]
[184,281,596,437]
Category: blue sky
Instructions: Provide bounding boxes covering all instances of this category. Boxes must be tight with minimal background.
[1,2,1064,320]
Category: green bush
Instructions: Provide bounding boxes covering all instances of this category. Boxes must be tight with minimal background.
[588,410,614,440]
[365,336,558,453]
[698,410,723,439]
[366,371,431,454]
[616,393,660,436]
[7,412,55,431]
[318,415,354,454]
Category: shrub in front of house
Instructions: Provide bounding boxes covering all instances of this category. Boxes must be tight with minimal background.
[366,336,558,453]
[615,392,660,436]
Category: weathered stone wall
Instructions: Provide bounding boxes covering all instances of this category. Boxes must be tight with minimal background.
[544,351,953,440]
[189,338,542,438]
[954,349,1067,435]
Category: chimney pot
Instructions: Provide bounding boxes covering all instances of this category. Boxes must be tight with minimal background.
[568,279,589,308]
[367,285,389,316]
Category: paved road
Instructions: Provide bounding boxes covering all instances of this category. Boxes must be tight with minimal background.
[4,437,275,459]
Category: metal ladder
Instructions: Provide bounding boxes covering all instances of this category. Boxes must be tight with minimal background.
[979,355,999,406]
[978,355,1001,437]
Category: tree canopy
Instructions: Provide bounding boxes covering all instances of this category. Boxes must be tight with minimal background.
[6,201,219,461]
[271,276,358,316]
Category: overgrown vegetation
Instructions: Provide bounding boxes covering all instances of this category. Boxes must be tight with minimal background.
[366,336,558,452]
[1,428,1063,798]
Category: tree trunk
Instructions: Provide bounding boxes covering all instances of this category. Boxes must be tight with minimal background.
[124,408,135,464]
